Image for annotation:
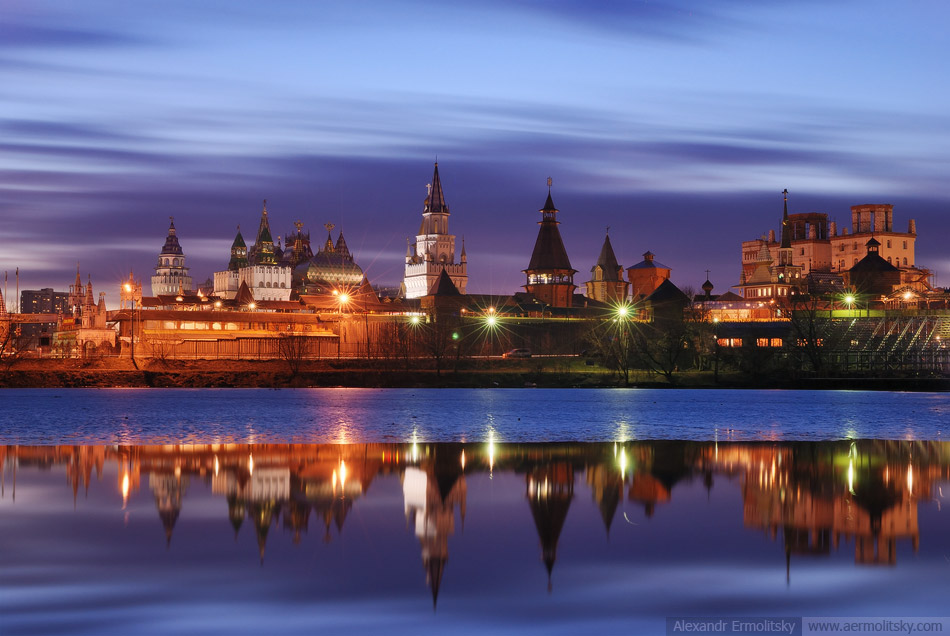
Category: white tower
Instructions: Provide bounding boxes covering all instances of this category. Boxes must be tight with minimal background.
[151,217,193,296]
[403,163,467,298]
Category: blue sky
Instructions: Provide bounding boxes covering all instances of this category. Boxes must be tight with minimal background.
[2,1,949,303]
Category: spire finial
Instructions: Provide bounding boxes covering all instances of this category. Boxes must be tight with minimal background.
[606,225,610,235]
[705,269,711,279]
[783,188,788,202]
[324,222,335,233]
[262,199,267,214]
[547,176,553,190]
[294,220,303,232]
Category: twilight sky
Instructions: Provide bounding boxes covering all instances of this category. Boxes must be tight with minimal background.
[2,1,949,305]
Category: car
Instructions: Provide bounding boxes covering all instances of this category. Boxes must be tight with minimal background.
[503,348,532,359]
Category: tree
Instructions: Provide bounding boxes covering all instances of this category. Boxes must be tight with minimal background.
[277,334,310,379]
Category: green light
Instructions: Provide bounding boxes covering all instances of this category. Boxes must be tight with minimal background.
[844,294,855,305]
[452,332,459,340]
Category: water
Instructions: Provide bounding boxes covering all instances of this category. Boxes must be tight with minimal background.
[1,388,948,444]
[2,389,949,635]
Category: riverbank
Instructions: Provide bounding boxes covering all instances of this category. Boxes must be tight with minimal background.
[1,358,948,391]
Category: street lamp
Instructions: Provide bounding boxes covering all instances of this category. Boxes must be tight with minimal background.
[121,277,142,367]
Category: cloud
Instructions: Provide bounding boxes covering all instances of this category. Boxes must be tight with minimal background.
[0,21,150,50]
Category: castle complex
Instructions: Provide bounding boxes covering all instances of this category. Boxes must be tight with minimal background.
[4,166,949,368]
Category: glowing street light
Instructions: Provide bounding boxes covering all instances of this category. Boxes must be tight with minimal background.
[410,315,421,325]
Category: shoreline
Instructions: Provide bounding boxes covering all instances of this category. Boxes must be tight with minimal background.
[2,358,948,391]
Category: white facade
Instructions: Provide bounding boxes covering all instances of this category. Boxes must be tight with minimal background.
[240,265,292,301]
[213,270,240,300]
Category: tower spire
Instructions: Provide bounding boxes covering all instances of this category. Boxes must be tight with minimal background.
[780,188,791,249]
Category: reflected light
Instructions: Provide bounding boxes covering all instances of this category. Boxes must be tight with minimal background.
[121,472,130,507]
[487,429,496,478]
[460,450,466,470]
[847,457,855,495]
[214,455,219,477]
[248,453,254,476]
[339,460,347,491]
[907,462,914,494]
[619,448,628,481]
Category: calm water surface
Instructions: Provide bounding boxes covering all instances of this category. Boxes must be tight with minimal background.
[1,441,948,635]
[2,389,949,635]
[1,388,948,443]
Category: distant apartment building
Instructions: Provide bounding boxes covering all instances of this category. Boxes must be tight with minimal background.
[19,287,70,349]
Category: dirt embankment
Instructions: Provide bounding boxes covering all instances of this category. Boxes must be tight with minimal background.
[1,358,947,390]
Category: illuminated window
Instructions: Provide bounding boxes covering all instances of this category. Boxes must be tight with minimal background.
[903,257,908,265]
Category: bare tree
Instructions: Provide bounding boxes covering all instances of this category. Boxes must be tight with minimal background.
[277,334,309,379]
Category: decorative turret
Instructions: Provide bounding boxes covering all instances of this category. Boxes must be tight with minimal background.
[228,227,248,271]
[151,217,193,296]
[523,179,577,308]
[403,163,467,298]
[585,229,627,302]
[251,201,277,265]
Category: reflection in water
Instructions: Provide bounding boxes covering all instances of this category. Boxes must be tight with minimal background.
[1,441,949,631]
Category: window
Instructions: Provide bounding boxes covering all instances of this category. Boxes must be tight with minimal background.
[903,240,908,249]
[887,257,892,264]
[903,257,908,265]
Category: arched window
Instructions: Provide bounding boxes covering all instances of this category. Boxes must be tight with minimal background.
[903,257,908,266]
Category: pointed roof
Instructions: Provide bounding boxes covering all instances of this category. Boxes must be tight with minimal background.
[256,201,273,244]
[591,233,621,280]
[160,217,184,256]
[526,191,575,273]
[231,228,246,249]
[424,163,449,216]
[780,189,791,250]
[334,232,351,259]
[235,280,255,306]
[428,268,461,296]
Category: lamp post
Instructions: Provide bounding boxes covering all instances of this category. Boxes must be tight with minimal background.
[122,276,142,368]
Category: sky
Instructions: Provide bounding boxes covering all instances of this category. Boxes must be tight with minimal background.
[2,0,949,307]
